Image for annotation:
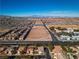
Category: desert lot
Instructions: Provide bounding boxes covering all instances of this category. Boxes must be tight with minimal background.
[26,20,52,41]
[26,26,52,41]
[48,24,79,28]
[0,28,10,32]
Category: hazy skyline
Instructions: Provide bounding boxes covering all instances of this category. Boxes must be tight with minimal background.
[0,0,79,17]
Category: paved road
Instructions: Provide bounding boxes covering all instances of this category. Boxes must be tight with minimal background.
[44,47,51,59]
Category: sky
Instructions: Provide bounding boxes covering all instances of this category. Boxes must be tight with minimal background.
[0,0,79,17]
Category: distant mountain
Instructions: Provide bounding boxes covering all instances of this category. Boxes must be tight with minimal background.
[31,15,79,18]
[0,15,79,19]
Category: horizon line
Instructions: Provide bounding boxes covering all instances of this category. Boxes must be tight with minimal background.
[0,14,79,18]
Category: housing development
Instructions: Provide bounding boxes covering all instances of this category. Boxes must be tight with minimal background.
[0,16,79,59]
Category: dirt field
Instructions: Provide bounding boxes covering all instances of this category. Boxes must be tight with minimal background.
[52,46,67,59]
[26,20,52,41]
[44,18,79,23]
[0,28,10,32]
[48,24,79,28]
[53,46,63,53]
